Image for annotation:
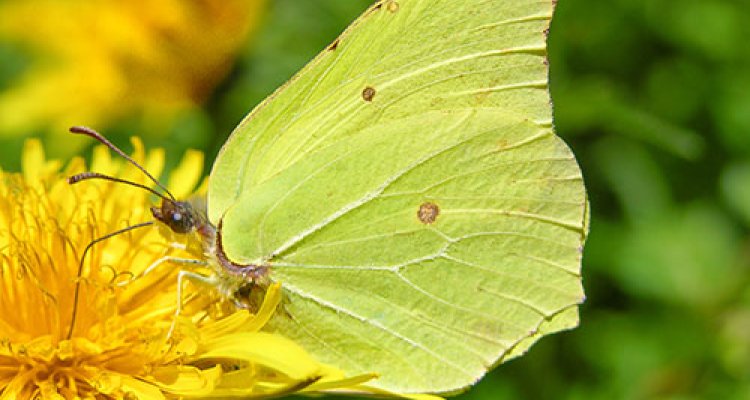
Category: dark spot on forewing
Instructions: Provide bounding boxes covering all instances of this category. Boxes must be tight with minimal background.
[367,1,383,15]
[366,0,398,17]
[328,39,339,51]
[418,202,440,224]
[362,86,377,102]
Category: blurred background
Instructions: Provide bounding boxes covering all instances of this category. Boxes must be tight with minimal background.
[1,0,748,399]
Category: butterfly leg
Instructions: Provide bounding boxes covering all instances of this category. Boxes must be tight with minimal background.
[127,241,199,284]
[168,268,220,339]
[120,255,211,339]
[114,255,207,288]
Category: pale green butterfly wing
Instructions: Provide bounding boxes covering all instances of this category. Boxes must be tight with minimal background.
[209,0,558,219]
[208,0,586,394]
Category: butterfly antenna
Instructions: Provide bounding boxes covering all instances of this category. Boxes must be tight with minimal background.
[69,126,176,201]
[66,221,154,340]
[68,172,174,204]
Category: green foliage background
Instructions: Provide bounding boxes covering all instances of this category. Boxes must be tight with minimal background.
[2,0,749,398]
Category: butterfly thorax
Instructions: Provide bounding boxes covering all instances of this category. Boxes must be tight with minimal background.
[151,197,269,309]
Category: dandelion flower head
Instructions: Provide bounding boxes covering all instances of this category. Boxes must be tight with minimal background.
[0,139,383,399]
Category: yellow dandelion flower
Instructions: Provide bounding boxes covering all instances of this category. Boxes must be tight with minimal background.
[0,139,393,399]
[0,0,266,152]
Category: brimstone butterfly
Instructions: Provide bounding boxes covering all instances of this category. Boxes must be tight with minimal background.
[71,0,587,394]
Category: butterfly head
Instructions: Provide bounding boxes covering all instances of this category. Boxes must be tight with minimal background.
[151,199,197,234]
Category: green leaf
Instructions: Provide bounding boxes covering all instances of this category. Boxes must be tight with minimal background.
[208,0,587,393]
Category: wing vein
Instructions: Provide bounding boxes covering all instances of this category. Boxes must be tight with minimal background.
[268,111,476,257]
[281,282,477,379]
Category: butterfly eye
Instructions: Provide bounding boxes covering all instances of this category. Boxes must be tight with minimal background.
[169,207,195,234]
[149,201,196,234]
